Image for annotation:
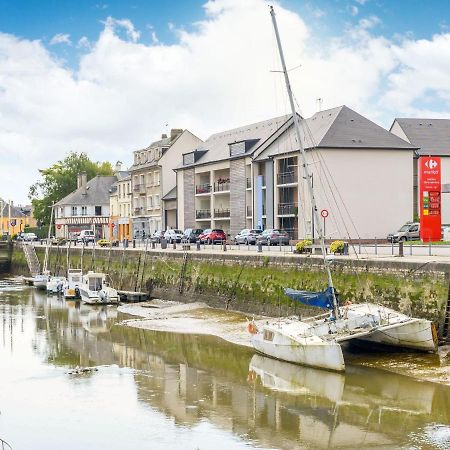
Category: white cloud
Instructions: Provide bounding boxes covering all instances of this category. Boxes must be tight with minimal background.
[49,33,72,46]
[77,36,91,49]
[355,0,368,4]
[349,5,359,16]
[1,0,450,203]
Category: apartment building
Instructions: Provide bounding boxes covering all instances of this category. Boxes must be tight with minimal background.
[177,106,415,240]
[109,162,131,241]
[130,128,203,237]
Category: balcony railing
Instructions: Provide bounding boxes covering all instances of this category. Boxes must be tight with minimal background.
[196,209,211,219]
[278,202,298,215]
[277,172,298,185]
[262,205,266,216]
[214,208,230,218]
[214,181,230,192]
[134,206,144,215]
[196,184,211,194]
[133,184,145,193]
[246,205,252,216]
[246,178,252,189]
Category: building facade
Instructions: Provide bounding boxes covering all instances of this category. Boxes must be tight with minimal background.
[109,164,131,241]
[54,173,117,239]
[0,200,37,236]
[177,106,416,240]
[130,128,203,238]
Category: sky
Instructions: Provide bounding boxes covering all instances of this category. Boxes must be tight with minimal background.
[1,0,450,203]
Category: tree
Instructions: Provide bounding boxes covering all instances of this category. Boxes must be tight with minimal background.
[29,152,114,225]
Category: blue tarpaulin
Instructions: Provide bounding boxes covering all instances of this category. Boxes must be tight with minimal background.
[284,286,338,309]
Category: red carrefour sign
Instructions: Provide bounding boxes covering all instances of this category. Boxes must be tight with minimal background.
[419,156,441,242]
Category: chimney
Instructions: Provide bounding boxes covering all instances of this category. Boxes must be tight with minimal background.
[161,133,168,139]
[114,161,123,173]
[80,172,87,195]
[77,173,82,189]
[170,128,183,141]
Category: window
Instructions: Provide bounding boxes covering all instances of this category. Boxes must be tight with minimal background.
[229,141,245,157]
[71,206,78,216]
[81,206,87,216]
[95,206,102,216]
[154,171,160,185]
[263,329,274,341]
[147,173,153,186]
[155,195,160,206]
[183,152,195,165]
[148,196,153,208]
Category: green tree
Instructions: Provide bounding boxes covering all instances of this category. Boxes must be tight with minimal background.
[29,152,114,225]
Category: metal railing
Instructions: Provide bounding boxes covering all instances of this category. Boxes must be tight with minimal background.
[195,184,211,194]
[196,209,211,219]
[277,171,297,185]
[214,208,230,218]
[246,177,252,188]
[134,207,143,215]
[214,182,230,192]
[133,183,145,192]
[278,202,298,215]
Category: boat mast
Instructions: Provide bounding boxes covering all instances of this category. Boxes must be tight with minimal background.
[43,203,54,273]
[269,6,340,319]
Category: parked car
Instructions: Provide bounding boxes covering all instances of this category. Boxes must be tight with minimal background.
[234,228,263,245]
[164,229,184,244]
[51,236,67,245]
[184,228,204,243]
[96,239,119,247]
[21,232,38,241]
[151,230,164,243]
[387,222,420,242]
[77,230,96,243]
[257,229,290,246]
[199,228,227,244]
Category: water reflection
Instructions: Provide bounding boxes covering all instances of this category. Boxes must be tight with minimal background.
[1,281,450,449]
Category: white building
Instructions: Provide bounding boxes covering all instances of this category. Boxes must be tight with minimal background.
[55,173,117,239]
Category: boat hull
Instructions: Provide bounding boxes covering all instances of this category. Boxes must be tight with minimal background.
[356,319,438,352]
[251,332,345,372]
[33,276,48,290]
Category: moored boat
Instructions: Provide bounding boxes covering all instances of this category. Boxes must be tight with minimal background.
[64,268,82,299]
[79,271,119,305]
[46,276,66,295]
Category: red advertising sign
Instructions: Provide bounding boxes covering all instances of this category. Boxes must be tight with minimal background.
[419,156,441,241]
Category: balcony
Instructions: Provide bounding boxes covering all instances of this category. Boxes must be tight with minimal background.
[214,181,230,193]
[277,172,297,185]
[278,202,298,216]
[214,208,230,218]
[246,178,252,189]
[262,205,266,216]
[246,205,252,217]
[133,184,145,193]
[196,209,211,219]
[134,206,144,215]
[196,184,211,195]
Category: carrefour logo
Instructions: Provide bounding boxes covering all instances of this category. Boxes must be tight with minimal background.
[425,159,438,169]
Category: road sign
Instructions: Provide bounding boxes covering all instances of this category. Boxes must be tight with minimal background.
[10,219,16,227]
[56,224,62,229]
[320,209,329,218]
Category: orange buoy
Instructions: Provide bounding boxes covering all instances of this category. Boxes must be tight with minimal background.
[247,322,258,334]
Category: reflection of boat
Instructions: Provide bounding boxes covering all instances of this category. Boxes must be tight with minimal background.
[79,271,119,305]
[249,354,344,402]
[64,268,82,299]
[250,7,437,372]
[47,276,66,295]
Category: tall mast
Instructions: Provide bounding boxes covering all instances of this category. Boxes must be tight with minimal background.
[43,203,54,273]
[270,6,339,319]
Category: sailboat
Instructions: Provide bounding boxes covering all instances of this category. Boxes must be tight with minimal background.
[249,7,438,372]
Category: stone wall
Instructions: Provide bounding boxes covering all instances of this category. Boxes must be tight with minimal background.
[11,245,450,335]
[183,168,195,228]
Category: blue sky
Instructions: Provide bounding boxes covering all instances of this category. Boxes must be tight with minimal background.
[1,0,450,203]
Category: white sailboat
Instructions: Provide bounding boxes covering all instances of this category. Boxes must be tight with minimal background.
[33,203,54,290]
[79,271,119,305]
[249,7,438,372]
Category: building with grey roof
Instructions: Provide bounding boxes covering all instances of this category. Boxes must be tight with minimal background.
[177,106,415,239]
[54,173,117,239]
[391,117,450,223]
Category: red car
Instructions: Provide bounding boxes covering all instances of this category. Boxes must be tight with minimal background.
[199,228,227,244]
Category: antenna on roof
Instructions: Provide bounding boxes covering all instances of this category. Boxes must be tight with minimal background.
[316,98,323,112]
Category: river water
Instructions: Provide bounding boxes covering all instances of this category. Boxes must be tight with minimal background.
[1,277,450,450]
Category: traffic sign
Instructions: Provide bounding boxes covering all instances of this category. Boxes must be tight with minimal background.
[320,209,329,219]
[56,224,62,229]
[10,219,16,227]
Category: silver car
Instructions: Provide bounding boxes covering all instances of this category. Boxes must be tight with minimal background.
[234,228,263,245]
[387,222,420,242]
[164,229,184,243]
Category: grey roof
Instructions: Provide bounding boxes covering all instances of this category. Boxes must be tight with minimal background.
[0,199,29,217]
[392,118,450,156]
[162,186,177,201]
[55,176,117,206]
[178,115,291,169]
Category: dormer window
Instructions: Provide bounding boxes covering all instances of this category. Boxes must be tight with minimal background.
[183,152,195,165]
[229,142,245,157]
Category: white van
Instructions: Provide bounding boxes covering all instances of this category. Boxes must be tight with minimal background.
[77,230,95,243]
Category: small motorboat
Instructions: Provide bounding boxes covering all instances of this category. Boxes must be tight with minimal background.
[46,276,66,295]
[79,271,119,305]
[64,268,82,299]
[33,272,50,290]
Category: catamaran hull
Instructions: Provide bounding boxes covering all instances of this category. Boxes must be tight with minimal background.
[355,319,438,352]
[251,335,345,372]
